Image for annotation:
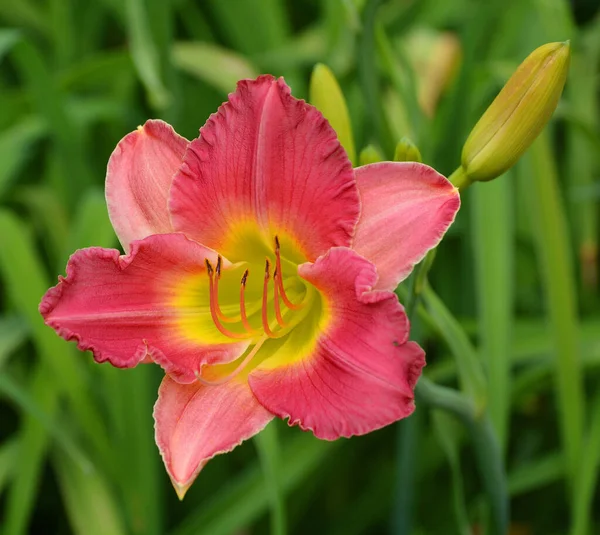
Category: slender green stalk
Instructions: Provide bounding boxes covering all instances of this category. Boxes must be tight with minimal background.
[358,0,395,156]
[523,132,585,492]
[421,285,487,412]
[471,176,514,451]
[570,390,600,535]
[254,423,286,535]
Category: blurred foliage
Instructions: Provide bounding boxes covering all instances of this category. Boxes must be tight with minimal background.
[0,0,599,534]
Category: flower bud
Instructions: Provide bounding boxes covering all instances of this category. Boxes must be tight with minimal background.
[309,63,357,165]
[359,145,384,166]
[394,137,422,163]
[461,41,570,182]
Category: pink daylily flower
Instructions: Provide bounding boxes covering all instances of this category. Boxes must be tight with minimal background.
[40,75,459,498]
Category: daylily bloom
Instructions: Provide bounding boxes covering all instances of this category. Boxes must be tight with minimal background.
[40,75,460,498]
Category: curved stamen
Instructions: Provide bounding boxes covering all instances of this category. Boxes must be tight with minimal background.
[261,258,277,338]
[213,255,237,324]
[273,267,287,328]
[206,258,248,340]
[195,336,268,386]
[274,236,303,310]
[240,269,258,334]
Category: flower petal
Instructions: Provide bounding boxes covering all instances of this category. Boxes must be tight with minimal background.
[154,374,274,498]
[169,75,359,262]
[248,247,425,440]
[352,162,460,290]
[39,234,249,382]
[106,120,189,252]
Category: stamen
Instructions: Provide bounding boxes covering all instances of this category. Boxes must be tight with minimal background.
[206,258,247,340]
[273,268,286,328]
[212,255,236,323]
[239,269,256,334]
[274,235,303,310]
[195,336,268,386]
[262,258,277,338]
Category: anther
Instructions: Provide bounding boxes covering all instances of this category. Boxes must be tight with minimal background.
[216,255,222,278]
[205,258,214,276]
[206,258,247,340]
[239,269,256,334]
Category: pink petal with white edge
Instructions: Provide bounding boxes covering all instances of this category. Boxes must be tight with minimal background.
[248,247,425,441]
[154,374,274,498]
[39,233,249,382]
[169,75,359,262]
[352,162,460,291]
[106,120,188,252]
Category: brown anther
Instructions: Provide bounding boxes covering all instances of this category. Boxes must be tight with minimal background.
[216,255,222,278]
[274,235,280,251]
[241,269,249,286]
[205,258,214,276]
[264,258,271,279]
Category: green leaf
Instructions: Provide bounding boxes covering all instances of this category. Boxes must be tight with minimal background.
[0,117,46,198]
[170,433,336,535]
[53,453,127,535]
[0,316,29,369]
[521,132,585,493]
[125,0,171,109]
[172,42,259,95]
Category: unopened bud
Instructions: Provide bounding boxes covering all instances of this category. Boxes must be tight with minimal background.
[394,137,422,163]
[309,63,356,165]
[461,41,570,182]
[359,145,384,166]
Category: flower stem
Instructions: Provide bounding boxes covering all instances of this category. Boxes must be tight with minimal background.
[448,166,472,190]
[254,423,286,535]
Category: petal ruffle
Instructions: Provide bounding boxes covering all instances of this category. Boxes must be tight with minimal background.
[169,75,359,262]
[248,247,425,440]
[154,374,274,498]
[39,233,249,382]
[352,162,460,290]
[106,120,188,252]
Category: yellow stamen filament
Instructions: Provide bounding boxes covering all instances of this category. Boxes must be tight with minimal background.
[195,336,268,386]
[274,236,303,310]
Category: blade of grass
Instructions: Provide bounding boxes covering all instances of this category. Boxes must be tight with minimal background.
[10,40,92,207]
[0,438,19,495]
[0,117,46,198]
[125,0,170,109]
[570,389,600,535]
[431,410,470,535]
[171,42,259,94]
[0,373,93,473]
[2,360,59,535]
[0,316,29,369]
[521,132,585,493]
[508,452,564,496]
[0,210,112,465]
[471,176,514,451]
[421,285,487,410]
[170,434,337,535]
[53,452,127,535]
[254,423,286,535]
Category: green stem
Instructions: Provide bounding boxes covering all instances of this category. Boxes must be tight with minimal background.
[254,423,286,535]
[416,378,509,535]
[448,167,472,190]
